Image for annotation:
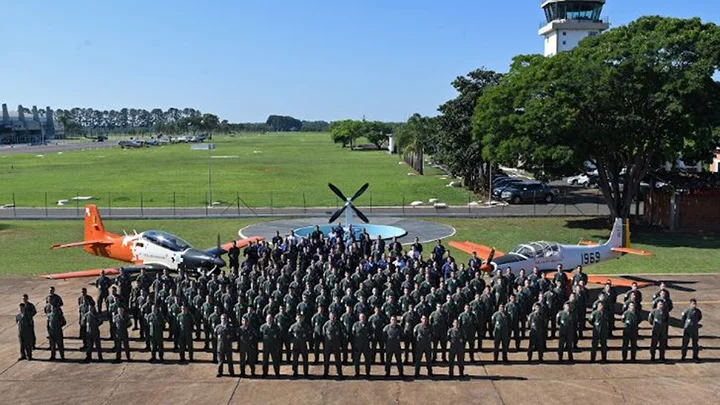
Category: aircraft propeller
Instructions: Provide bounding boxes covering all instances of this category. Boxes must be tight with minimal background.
[327,183,370,224]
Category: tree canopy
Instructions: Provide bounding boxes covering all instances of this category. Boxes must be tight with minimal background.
[474,16,720,217]
[328,119,391,149]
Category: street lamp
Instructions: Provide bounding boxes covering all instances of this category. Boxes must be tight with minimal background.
[191,143,216,206]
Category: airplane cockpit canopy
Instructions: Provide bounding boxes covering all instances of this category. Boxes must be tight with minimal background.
[510,241,560,259]
[143,230,193,252]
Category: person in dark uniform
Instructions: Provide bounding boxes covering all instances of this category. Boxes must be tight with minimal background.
[322,312,343,377]
[447,319,465,377]
[311,305,329,365]
[95,270,112,313]
[649,300,670,361]
[237,316,257,376]
[413,314,434,377]
[429,303,448,362]
[177,305,195,362]
[505,294,522,351]
[16,303,33,361]
[289,313,311,377]
[77,288,95,350]
[82,303,103,362]
[47,305,66,361]
[401,304,418,364]
[260,314,282,377]
[21,294,37,350]
[681,299,703,361]
[527,303,545,362]
[113,307,131,362]
[589,301,609,363]
[556,302,575,362]
[215,313,236,377]
[491,303,510,363]
[351,313,372,377]
[621,301,639,362]
[383,315,404,377]
[458,304,477,362]
[228,241,240,272]
[146,304,165,362]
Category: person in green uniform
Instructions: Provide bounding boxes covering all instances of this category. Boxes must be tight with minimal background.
[505,294,522,351]
[352,312,372,377]
[77,288,95,350]
[215,313,236,377]
[21,294,37,350]
[340,305,356,364]
[275,305,292,363]
[383,315,404,377]
[201,295,215,351]
[429,303,448,362]
[589,301,609,363]
[458,304,477,362]
[527,303,545,362]
[289,313,311,377]
[681,299,703,361]
[16,303,33,360]
[413,314,434,377]
[113,307,131,362]
[311,305,329,365]
[176,305,195,362]
[621,301,639,362]
[447,319,465,377]
[83,303,103,362]
[556,302,575,362]
[238,315,258,376]
[491,303,510,363]
[400,304,418,364]
[322,311,344,377]
[470,293,486,352]
[47,305,66,361]
[649,300,669,361]
[146,305,165,362]
[208,306,223,363]
[260,314,282,376]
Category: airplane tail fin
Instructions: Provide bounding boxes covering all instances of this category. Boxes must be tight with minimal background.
[605,218,626,248]
[84,204,107,241]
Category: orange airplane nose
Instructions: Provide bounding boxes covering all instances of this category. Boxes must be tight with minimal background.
[480,264,493,273]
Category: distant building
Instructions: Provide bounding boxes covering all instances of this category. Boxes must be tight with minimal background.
[539,0,609,57]
[1,103,64,145]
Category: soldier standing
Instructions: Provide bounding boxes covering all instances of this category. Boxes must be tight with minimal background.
[429,303,448,362]
[16,303,33,360]
[83,304,103,362]
[311,306,329,365]
[47,305,66,361]
[177,305,195,362]
[208,306,223,363]
[447,319,465,377]
[351,313,372,377]
[458,304,477,362]
[275,305,292,362]
[113,307,131,362]
[289,314,311,377]
[146,305,165,362]
[77,288,95,350]
[527,303,545,362]
[556,302,575,362]
[322,312,344,377]
[400,304,418,364]
[589,301,609,363]
[237,316,258,376]
[95,270,112,313]
[681,299,702,361]
[228,241,240,271]
[505,294,522,351]
[215,313,236,377]
[649,300,669,361]
[621,301,639,362]
[413,314,434,377]
[21,294,37,350]
[201,295,215,351]
[383,315,404,377]
[260,314,282,377]
[491,303,510,363]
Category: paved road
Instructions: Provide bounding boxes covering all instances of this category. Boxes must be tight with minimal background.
[0,274,717,405]
[0,202,613,219]
[0,141,117,155]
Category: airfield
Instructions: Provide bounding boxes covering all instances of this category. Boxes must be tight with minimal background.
[0,275,717,404]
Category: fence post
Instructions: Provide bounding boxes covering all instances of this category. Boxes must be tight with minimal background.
[140,192,144,217]
[564,189,567,215]
[270,192,273,215]
[402,195,405,216]
[596,189,600,215]
[237,191,241,216]
[533,191,536,216]
[76,192,80,217]
[205,192,209,217]
[108,192,112,218]
[370,192,373,213]
[173,191,176,217]
[44,192,48,218]
[468,192,471,214]
[12,193,16,218]
[303,192,306,214]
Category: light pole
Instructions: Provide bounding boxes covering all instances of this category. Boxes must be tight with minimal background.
[191,143,216,206]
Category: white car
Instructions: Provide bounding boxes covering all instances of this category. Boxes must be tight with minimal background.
[567,174,590,186]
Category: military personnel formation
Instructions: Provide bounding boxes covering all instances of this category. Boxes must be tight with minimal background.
[17,228,705,378]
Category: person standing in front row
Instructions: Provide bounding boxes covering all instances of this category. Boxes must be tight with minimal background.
[16,303,33,361]
[681,299,702,361]
[447,319,465,377]
[215,313,236,377]
[649,300,669,361]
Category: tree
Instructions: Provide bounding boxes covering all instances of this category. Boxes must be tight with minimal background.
[266,115,302,131]
[363,121,391,149]
[474,16,720,218]
[329,119,364,148]
[436,68,503,192]
[395,114,437,174]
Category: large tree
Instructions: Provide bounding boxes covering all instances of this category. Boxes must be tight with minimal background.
[474,16,720,218]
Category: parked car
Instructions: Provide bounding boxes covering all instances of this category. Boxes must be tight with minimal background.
[501,182,558,204]
[566,173,590,186]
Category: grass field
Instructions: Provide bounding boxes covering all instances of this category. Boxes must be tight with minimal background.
[0,132,474,208]
[1,216,718,277]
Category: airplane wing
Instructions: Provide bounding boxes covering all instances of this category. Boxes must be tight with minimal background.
[586,275,652,288]
[39,263,169,280]
[204,236,265,257]
[449,241,505,259]
[50,240,114,250]
[611,247,653,256]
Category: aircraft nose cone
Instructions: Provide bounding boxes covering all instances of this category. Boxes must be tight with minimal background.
[214,256,226,268]
[183,249,224,270]
[480,264,493,273]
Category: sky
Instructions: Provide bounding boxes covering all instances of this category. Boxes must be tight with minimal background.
[1,0,718,123]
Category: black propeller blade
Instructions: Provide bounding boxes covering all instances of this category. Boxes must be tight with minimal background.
[349,183,369,202]
[328,183,348,201]
[328,205,347,223]
[350,204,369,223]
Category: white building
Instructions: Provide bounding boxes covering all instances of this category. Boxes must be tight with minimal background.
[539,0,609,57]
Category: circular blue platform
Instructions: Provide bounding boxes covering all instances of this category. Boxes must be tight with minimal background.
[293,223,407,241]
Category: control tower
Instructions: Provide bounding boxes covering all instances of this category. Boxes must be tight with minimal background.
[539,0,609,57]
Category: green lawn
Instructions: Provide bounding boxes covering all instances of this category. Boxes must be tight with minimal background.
[0,132,475,208]
[1,217,718,277]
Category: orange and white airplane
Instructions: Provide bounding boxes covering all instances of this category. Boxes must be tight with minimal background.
[450,218,652,288]
[42,204,263,280]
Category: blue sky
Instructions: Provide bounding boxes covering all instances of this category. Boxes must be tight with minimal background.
[1,1,717,122]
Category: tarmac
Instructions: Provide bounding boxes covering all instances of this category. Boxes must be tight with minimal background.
[0,274,718,405]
